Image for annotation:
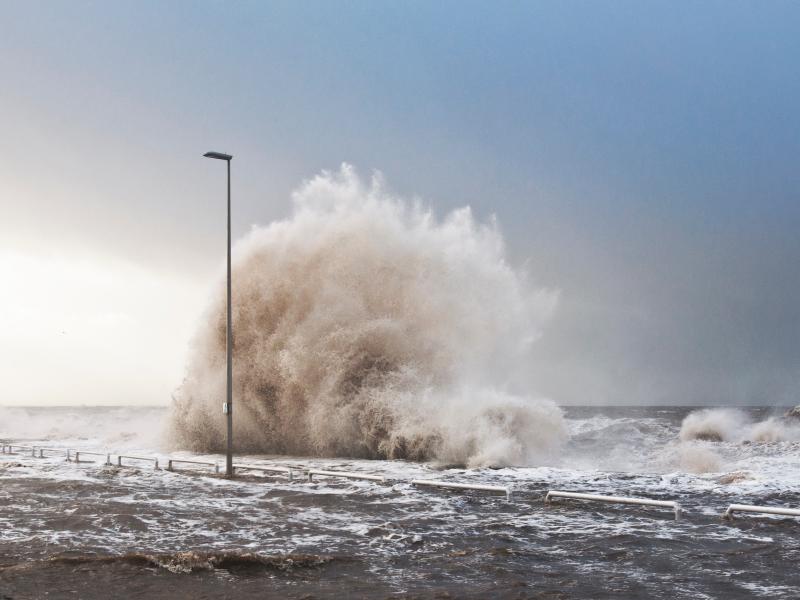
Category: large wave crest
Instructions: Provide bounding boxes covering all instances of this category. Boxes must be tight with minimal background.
[169,165,565,467]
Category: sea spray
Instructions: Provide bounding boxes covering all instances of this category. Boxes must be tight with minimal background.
[679,408,748,442]
[677,443,722,473]
[0,406,166,450]
[749,417,800,442]
[679,408,800,443]
[169,165,564,466]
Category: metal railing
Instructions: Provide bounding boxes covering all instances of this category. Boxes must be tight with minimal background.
[71,451,112,466]
[545,490,682,519]
[117,455,159,469]
[233,463,294,480]
[15,440,800,525]
[2,445,36,456]
[307,469,386,483]
[723,504,800,519]
[167,459,219,473]
[36,447,69,459]
[411,479,513,500]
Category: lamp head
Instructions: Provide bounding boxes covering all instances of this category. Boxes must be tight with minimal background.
[203,151,233,161]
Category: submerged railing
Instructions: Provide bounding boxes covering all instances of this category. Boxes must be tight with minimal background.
[3,445,71,459]
[117,455,159,469]
[545,490,682,519]
[71,451,112,466]
[307,469,386,483]
[8,440,800,525]
[167,459,219,473]
[2,444,37,456]
[234,463,294,480]
[723,504,800,519]
[37,447,69,459]
[411,479,513,500]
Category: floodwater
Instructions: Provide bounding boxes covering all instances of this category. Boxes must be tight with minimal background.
[1,406,799,599]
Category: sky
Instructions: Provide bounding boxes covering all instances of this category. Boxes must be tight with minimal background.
[1,0,798,406]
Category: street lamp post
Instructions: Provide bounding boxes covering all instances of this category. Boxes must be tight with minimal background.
[203,151,234,478]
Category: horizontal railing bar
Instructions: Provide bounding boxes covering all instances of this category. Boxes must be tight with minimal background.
[545,490,682,519]
[167,459,219,473]
[307,469,386,483]
[37,448,69,458]
[72,451,112,465]
[17,442,800,525]
[546,490,675,507]
[724,504,800,519]
[411,479,512,500]
[1,445,35,456]
[233,463,294,480]
[117,455,159,469]
[5,445,35,451]
[233,463,291,472]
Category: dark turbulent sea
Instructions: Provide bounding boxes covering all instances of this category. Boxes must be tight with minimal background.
[1,406,799,599]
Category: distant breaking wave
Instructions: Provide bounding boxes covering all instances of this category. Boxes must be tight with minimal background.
[169,165,565,467]
[679,408,800,443]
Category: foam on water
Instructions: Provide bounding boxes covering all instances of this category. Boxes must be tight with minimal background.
[4,406,800,598]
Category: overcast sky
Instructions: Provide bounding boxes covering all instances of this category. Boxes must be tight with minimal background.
[1,1,798,406]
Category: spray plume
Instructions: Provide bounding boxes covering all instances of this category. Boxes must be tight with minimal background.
[169,165,564,467]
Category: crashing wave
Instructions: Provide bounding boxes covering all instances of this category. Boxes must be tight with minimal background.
[169,165,565,467]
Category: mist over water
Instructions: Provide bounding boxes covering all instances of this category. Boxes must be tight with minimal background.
[0,406,167,450]
[170,165,564,466]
